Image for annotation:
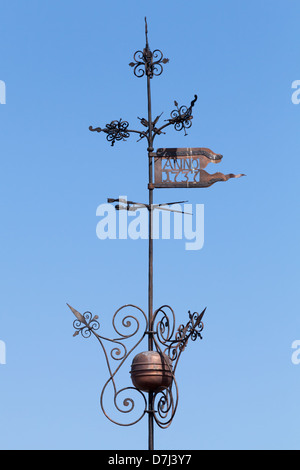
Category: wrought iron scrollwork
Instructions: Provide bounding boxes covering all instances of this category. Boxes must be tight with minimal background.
[68,303,149,426]
[166,95,198,136]
[89,118,148,146]
[167,309,205,361]
[89,18,197,147]
[129,18,169,79]
[152,304,205,366]
[68,303,205,429]
[150,305,206,428]
[89,119,131,147]
[153,384,178,429]
[72,310,100,339]
[129,49,169,79]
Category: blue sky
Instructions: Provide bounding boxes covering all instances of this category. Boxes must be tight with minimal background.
[0,0,300,450]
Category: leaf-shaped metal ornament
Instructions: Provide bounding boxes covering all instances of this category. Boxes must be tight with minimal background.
[67,303,85,324]
[195,307,206,328]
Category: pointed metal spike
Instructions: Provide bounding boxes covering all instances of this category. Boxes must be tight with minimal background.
[67,304,85,323]
[198,307,207,322]
[145,17,149,47]
[155,201,188,207]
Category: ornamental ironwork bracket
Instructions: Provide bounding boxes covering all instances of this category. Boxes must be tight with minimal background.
[68,303,205,428]
[89,93,198,146]
[89,18,197,147]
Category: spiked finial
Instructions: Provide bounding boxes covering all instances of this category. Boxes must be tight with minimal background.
[145,17,149,49]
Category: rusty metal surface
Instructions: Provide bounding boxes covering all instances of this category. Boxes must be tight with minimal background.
[130,351,173,393]
[151,170,245,189]
[152,148,244,188]
[156,147,223,166]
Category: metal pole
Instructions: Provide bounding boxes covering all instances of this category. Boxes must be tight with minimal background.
[147,76,154,352]
[145,18,154,448]
[147,66,154,450]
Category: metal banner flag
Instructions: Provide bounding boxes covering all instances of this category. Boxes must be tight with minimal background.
[151,147,244,188]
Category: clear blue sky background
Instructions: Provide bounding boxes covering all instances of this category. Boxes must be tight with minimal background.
[0,0,300,450]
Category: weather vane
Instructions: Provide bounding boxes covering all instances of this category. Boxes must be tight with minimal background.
[68,17,243,451]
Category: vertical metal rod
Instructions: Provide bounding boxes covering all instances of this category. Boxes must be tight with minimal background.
[147,74,154,352]
[147,66,154,451]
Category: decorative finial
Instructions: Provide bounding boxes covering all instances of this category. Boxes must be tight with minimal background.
[145,17,149,48]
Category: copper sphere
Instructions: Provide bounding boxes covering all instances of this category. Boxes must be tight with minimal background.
[130,351,173,393]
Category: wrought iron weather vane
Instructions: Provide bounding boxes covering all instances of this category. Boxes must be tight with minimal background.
[68,18,243,451]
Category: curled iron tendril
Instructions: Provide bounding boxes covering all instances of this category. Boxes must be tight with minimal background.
[89,119,130,147]
[166,95,198,136]
[153,305,205,366]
